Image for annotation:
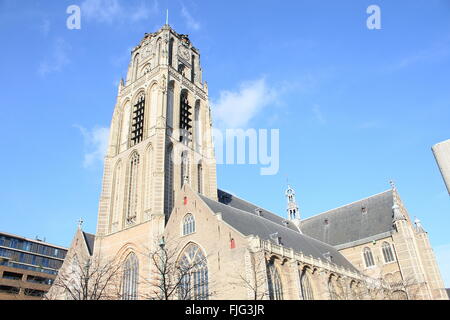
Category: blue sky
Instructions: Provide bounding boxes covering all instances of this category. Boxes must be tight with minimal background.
[0,0,449,285]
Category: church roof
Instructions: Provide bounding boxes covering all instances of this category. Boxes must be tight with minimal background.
[82,232,95,256]
[300,190,395,247]
[217,189,299,233]
[200,192,358,272]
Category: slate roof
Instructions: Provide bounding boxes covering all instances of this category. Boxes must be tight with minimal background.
[300,190,395,247]
[217,189,299,233]
[82,232,96,256]
[201,192,358,272]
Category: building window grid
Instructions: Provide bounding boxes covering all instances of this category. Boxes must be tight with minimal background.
[267,261,283,300]
[122,253,139,300]
[363,247,375,268]
[126,153,140,224]
[131,96,145,146]
[382,242,396,263]
[299,269,314,300]
[183,214,196,236]
[178,243,208,300]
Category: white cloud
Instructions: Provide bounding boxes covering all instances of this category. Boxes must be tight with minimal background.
[81,0,158,24]
[38,38,71,76]
[435,243,450,288]
[75,125,110,168]
[211,78,278,129]
[181,4,200,31]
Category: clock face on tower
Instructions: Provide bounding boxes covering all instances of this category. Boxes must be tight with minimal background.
[179,45,190,62]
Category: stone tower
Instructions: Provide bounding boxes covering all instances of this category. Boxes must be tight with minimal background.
[94,24,218,272]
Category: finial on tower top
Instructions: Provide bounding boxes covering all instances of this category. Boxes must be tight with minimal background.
[78,218,84,230]
[166,9,169,25]
[390,180,396,190]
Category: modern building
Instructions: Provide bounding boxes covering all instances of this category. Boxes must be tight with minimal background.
[47,24,448,300]
[432,139,450,195]
[0,232,67,300]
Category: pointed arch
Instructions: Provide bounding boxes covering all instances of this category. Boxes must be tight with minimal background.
[130,91,145,147]
[267,258,283,300]
[166,80,175,129]
[125,152,140,226]
[168,38,174,66]
[156,38,162,66]
[144,143,153,213]
[181,151,189,187]
[182,213,196,236]
[194,100,202,152]
[164,143,174,219]
[110,160,123,233]
[382,242,395,263]
[133,53,140,81]
[148,83,159,130]
[363,247,375,267]
[119,101,132,153]
[177,242,208,300]
[197,161,203,194]
[299,266,314,300]
[122,252,139,300]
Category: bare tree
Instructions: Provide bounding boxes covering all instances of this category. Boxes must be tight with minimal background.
[45,254,123,300]
[230,250,268,300]
[143,237,213,300]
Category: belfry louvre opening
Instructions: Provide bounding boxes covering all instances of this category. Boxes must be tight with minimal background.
[131,95,145,146]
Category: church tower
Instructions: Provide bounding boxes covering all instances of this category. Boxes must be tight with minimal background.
[94,24,218,262]
[286,185,301,231]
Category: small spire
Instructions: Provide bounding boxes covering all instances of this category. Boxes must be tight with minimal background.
[166,9,169,25]
[78,218,84,230]
[392,203,406,222]
[285,184,301,231]
[414,217,426,233]
[390,180,396,190]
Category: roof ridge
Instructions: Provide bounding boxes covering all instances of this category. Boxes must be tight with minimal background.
[302,189,393,222]
[218,189,283,220]
[201,194,346,254]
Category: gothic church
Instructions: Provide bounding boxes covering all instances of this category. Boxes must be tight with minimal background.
[47,24,448,300]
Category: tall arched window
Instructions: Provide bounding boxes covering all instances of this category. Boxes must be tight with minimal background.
[126,152,140,225]
[122,253,139,300]
[180,90,192,142]
[178,243,208,300]
[110,161,122,232]
[191,54,195,82]
[194,101,201,151]
[131,94,145,146]
[168,38,174,66]
[299,268,314,300]
[166,81,175,129]
[156,38,162,65]
[120,102,131,152]
[267,260,283,300]
[181,151,189,187]
[133,53,140,80]
[363,247,375,268]
[197,163,203,194]
[328,275,340,300]
[183,214,196,236]
[382,242,395,263]
[144,145,153,213]
[164,144,174,218]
